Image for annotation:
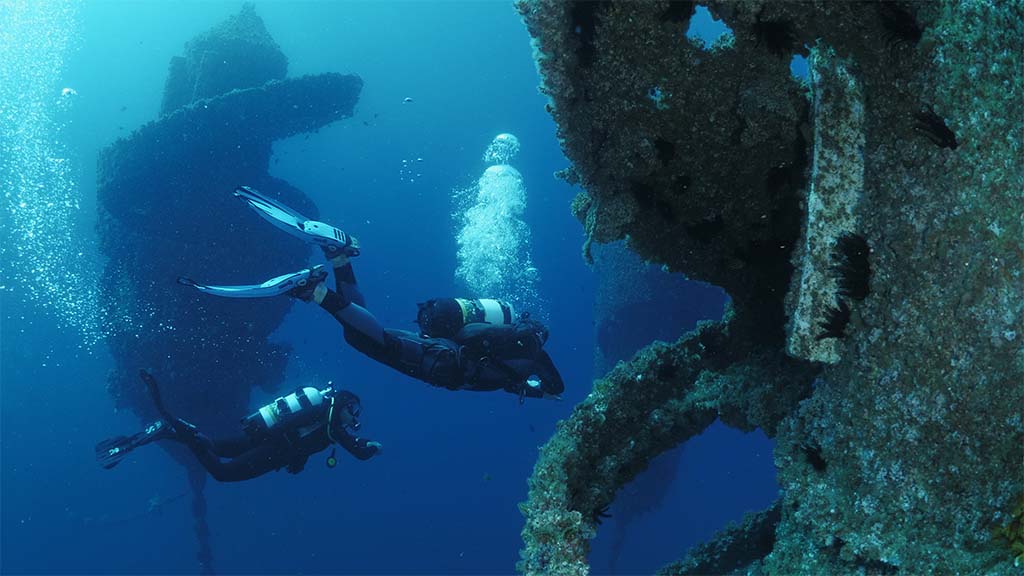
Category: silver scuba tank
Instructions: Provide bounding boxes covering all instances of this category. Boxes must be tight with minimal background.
[463,298,515,326]
[241,387,332,439]
[416,297,515,338]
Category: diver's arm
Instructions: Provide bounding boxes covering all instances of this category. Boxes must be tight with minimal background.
[532,350,565,395]
[336,428,382,460]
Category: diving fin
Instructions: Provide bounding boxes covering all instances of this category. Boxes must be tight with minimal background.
[234,185,311,238]
[95,436,133,469]
[177,266,326,299]
[234,185,360,256]
[95,419,175,469]
[97,372,195,469]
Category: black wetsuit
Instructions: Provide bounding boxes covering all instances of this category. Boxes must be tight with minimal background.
[319,262,564,398]
[180,408,376,482]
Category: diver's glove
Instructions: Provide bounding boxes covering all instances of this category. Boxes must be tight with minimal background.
[525,378,563,402]
[366,441,384,456]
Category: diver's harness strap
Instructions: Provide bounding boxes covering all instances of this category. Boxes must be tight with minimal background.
[386,333,464,390]
[269,392,336,471]
[296,389,313,410]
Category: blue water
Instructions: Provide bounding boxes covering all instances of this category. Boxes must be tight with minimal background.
[0,3,777,574]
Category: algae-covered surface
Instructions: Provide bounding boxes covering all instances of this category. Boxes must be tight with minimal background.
[515,1,1023,573]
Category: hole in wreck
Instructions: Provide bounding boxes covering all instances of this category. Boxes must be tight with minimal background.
[790,54,808,79]
[589,421,779,574]
[592,241,727,374]
[685,5,734,49]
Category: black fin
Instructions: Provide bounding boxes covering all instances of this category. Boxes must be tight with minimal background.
[96,420,175,470]
[95,436,132,469]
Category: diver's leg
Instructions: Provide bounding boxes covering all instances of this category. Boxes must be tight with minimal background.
[311,284,385,346]
[174,433,234,481]
[203,444,282,482]
[208,434,256,459]
[177,433,279,482]
[327,253,366,308]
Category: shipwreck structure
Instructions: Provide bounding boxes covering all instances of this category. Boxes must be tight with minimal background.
[515,1,1023,574]
[96,5,361,572]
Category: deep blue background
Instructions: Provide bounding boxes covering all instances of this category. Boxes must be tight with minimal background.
[1,3,777,574]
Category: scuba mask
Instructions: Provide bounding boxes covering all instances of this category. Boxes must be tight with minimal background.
[328,392,361,435]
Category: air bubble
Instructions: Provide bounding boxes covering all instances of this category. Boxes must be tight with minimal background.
[482,133,520,164]
[454,133,544,317]
[1,1,106,345]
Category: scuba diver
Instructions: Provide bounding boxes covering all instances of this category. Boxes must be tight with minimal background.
[178,186,564,402]
[96,370,382,482]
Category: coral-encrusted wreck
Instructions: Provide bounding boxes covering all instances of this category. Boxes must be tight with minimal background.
[96,4,360,571]
[99,3,361,439]
[515,1,1023,574]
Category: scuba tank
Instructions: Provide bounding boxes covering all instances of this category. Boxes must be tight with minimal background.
[416,298,515,338]
[241,386,333,440]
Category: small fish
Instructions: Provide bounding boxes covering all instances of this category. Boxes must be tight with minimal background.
[403,97,414,103]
